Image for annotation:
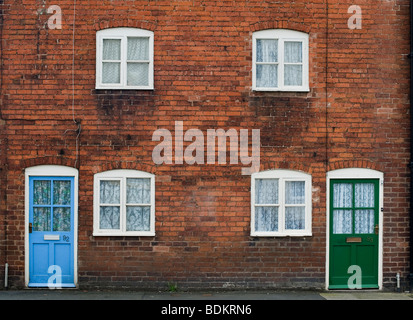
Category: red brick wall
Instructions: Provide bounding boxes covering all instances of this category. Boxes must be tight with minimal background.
[0,0,410,290]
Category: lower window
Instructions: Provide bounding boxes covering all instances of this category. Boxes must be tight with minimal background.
[251,169,312,237]
[93,169,155,236]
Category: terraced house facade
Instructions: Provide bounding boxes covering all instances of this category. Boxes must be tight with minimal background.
[0,0,411,290]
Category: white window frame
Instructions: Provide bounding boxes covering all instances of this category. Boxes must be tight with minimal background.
[252,29,309,92]
[93,169,155,236]
[96,27,154,90]
[251,169,312,237]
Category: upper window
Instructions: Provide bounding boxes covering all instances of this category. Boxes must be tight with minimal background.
[93,170,155,236]
[96,28,154,90]
[252,29,309,92]
[251,170,312,237]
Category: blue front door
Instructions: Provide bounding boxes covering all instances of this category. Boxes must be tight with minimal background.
[29,176,75,287]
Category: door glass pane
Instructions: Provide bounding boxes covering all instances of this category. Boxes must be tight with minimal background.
[53,207,71,231]
[256,39,278,62]
[99,206,120,229]
[100,180,120,204]
[255,206,278,232]
[355,183,374,207]
[355,209,374,234]
[285,181,305,204]
[33,180,51,205]
[285,206,305,230]
[127,178,151,204]
[333,209,352,234]
[255,179,279,204]
[126,206,150,231]
[333,183,353,208]
[53,180,71,205]
[33,207,51,231]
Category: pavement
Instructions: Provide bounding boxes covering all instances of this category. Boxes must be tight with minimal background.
[0,288,412,300]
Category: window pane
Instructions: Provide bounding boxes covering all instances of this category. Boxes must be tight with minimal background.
[285,207,305,230]
[127,63,149,86]
[33,180,51,205]
[355,209,374,234]
[255,179,279,204]
[285,181,305,204]
[53,180,71,205]
[284,65,302,86]
[333,183,353,208]
[53,207,71,231]
[255,206,278,232]
[355,183,374,207]
[100,180,120,204]
[284,41,302,63]
[127,178,151,204]
[256,39,278,62]
[256,64,278,88]
[33,207,51,231]
[99,206,120,229]
[102,62,121,84]
[128,37,149,60]
[126,206,150,231]
[333,209,352,234]
[102,39,121,60]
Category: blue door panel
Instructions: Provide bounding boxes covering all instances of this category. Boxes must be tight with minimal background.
[55,243,72,279]
[32,244,49,277]
[29,176,75,287]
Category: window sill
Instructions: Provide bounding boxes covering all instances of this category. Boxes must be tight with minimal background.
[250,232,312,237]
[95,86,154,90]
[252,87,310,92]
[93,231,155,237]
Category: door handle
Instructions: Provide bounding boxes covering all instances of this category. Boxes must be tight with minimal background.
[29,223,32,234]
[374,224,379,235]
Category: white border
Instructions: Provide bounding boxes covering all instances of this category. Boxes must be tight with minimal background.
[326,168,384,290]
[251,169,312,237]
[24,165,79,288]
[93,169,155,236]
[96,27,154,90]
[252,29,309,92]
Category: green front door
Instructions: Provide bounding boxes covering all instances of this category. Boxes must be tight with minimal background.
[329,179,379,289]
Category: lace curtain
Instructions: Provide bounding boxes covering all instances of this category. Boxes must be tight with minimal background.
[127,37,149,86]
[284,41,302,86]
[102,39,121,83]
[101,37,149,86]
[33,180,71,232]
[126,178,151,231]
[254,179,305,231]
[285,181,305,230]
[256,39,302,87]
[256,39,278,88]
[99,178,151,231]
[333,183,375,234]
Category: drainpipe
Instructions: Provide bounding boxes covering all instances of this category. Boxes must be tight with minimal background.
[410,0,413,293]
[4,263,7,288]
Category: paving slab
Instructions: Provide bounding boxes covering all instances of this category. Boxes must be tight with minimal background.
[320,291,413,300]
[0,289,412,300]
